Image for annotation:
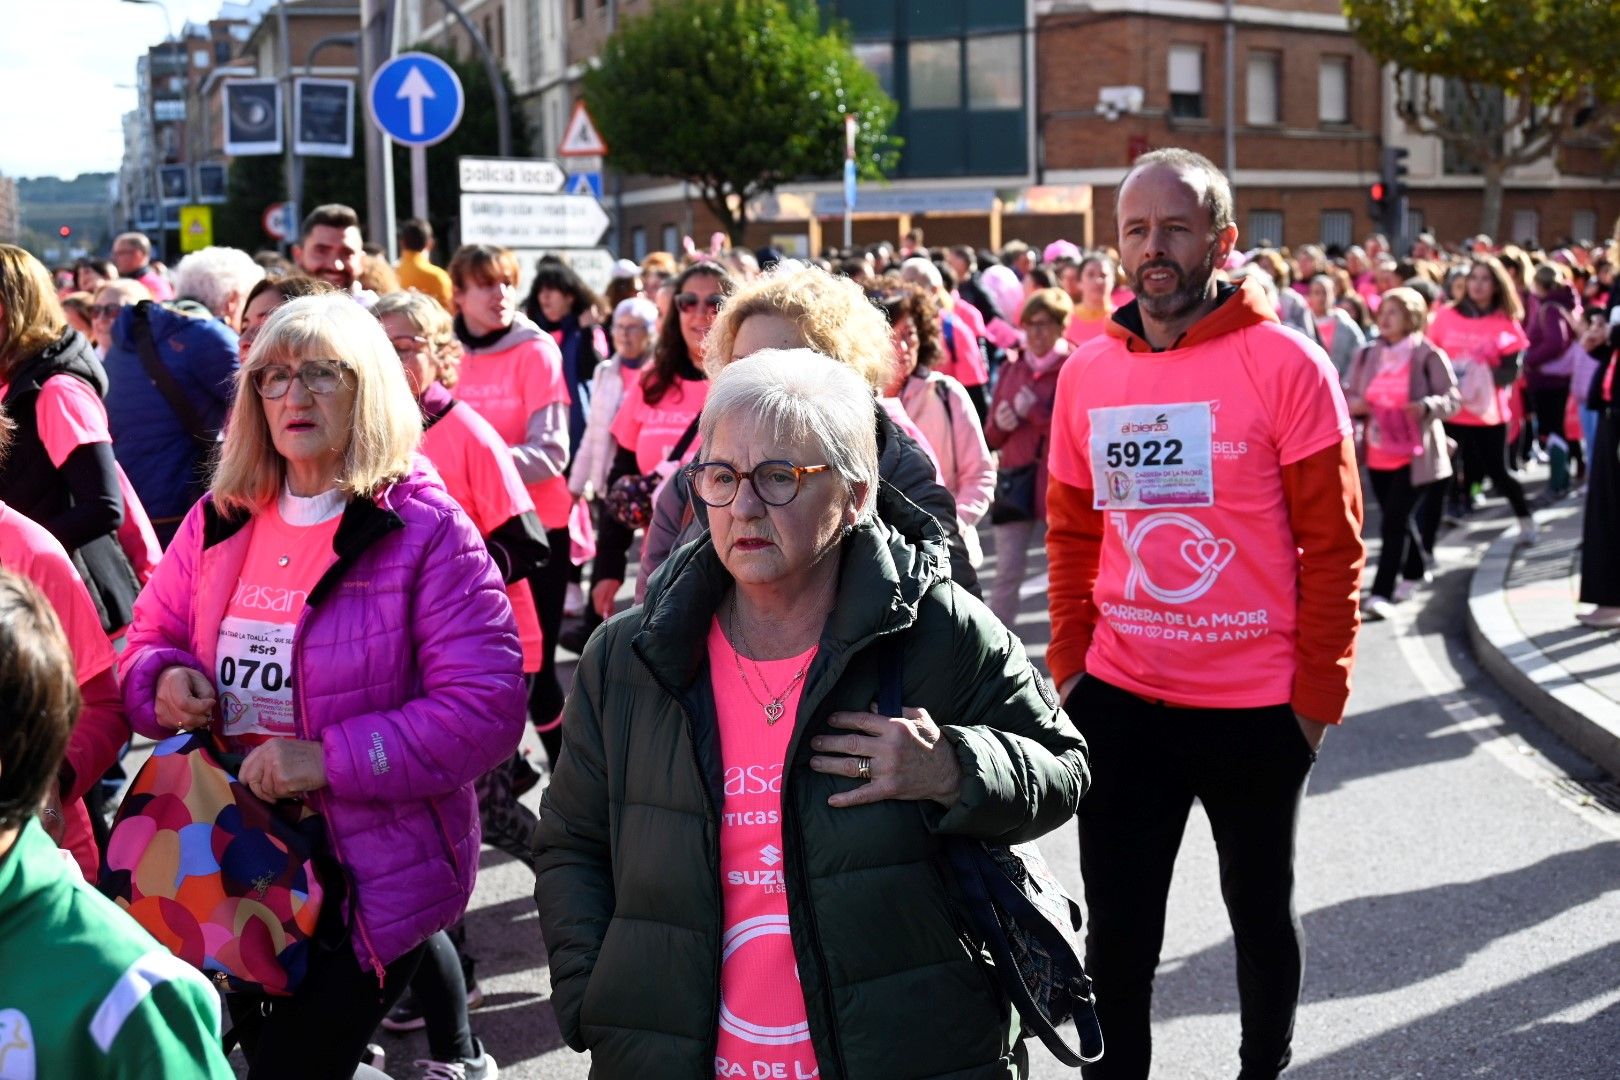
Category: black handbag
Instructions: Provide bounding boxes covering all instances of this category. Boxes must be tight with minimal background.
[989,463,1038,525]
[603,416,701,530]
[877,653,1103,1066]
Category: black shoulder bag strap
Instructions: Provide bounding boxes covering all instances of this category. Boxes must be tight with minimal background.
[130,300,215,446]
[879,649,1105,1068]
[666,414,701,466]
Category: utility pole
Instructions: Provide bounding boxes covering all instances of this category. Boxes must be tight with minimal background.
[359,0,396,256]
[276,0,302,254]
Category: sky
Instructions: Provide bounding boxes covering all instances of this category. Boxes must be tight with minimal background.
[0,0,270,180]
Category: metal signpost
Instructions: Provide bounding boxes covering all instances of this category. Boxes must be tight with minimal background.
[368,52,465,222]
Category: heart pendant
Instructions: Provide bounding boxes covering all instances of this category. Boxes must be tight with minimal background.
[764,700,785,724]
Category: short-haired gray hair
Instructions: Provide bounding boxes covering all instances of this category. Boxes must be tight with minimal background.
[899,257,943,291]
[699,348,879,522]
[113,232,152,256]
[174,246,265,320]
[1117,147,1236,233]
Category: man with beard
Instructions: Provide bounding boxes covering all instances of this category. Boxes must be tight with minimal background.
[1045,148,1365,1080]
[291,204,375,305]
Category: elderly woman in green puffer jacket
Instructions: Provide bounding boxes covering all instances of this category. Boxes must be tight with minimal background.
[534,348,1090,1080]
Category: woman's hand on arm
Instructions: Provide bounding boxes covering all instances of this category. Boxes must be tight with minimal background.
[239,739,328,801]
[810,706,963,809]
[154,665,216,731]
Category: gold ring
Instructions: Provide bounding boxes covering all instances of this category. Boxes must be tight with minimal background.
[856,757,872,781]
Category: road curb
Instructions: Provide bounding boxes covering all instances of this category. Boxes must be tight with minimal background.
[1466,517,1620,779]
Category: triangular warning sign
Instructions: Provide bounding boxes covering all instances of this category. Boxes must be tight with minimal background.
[558,100,608,158]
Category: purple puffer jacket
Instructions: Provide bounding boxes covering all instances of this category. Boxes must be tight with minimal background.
[120,462,526,977]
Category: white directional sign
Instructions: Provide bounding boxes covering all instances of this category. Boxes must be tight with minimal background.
[459,157,566,195]
[459,193,610,249]
[508,247,615,298]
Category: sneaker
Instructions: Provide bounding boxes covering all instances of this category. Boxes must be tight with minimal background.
[1361,595,1396,621]
[362,1044,386,1073]
[382,983,484,1033]
[1577,606,1620,629]
[1393,579,1419,603]
[415,1038,498,1080]
[1515,517,1539,547]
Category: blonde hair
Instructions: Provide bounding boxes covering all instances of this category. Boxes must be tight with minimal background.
[212,294,422,514]
[0,245,68,372]
[703,266,891,392]
[1022,287,1075,328]
[373,291,462,388]
[1379,287,1429,335]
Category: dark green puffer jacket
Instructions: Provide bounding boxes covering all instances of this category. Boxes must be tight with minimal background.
[534,484,1089,1079]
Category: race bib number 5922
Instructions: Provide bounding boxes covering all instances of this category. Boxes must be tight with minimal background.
[1089,401,1215,510]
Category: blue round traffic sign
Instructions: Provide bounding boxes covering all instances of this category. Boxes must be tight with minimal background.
[368,52,465,147]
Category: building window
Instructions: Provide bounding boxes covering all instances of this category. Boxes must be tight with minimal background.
[853,42,895,97]
[966,33,1021,111]
[662,224,678,254]
[1319,56,1349,124]
[573,0,584,20]
[909,39,962,109]
[1572,210,1598,243]
[1319,210,1353,249]
[632,226,647,261]
[1510,209,1540,246]
[192,49,210,69]
[1246,51,1281,126]
[1248,210,1283,247]
[1168,45,1204,119]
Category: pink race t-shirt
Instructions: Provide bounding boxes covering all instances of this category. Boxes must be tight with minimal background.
[0,502,117,685]
[1426,306,1529,427]
[934,311,989,387]
[708,618,819,1080]
[31,374,110,466]
[1363,345,1416,471]
[214,491,341,748]
[610,374,708,475]
[421,400,544,672]
[1064,314,1110,346]
[453,335,573,528]
[1048,321,1351,709]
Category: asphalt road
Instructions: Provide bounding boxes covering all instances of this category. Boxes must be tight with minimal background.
[265,490,1620,1079]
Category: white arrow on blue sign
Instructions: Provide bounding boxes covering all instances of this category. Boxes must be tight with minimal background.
[368,52,465,147]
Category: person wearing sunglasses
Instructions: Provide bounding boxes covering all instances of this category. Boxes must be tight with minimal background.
[535,348,1088,1080]
[120,293,525,1078]
[89,279,152,356]
[586,262,733,628]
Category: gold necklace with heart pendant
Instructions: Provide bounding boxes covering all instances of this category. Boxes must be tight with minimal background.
[728,597,813,724]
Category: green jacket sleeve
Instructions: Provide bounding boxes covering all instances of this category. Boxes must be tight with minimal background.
[929,584,1090,843]
[533,623,618,1051]
[105,978,233,1079]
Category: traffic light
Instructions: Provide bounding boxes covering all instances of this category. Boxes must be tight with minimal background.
[1376,146,1410,245]
[58,225,71,239]
[1380,146,1410,206]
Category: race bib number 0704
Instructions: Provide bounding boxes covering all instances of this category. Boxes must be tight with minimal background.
[1089,401,1215,510]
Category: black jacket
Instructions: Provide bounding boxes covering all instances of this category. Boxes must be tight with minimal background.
[0,329,139,631]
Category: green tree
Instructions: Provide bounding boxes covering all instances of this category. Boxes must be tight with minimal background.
[583,0,897,245]
[389,43,535,255]
[216,128,368,252]
[1344,0,1620,239]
